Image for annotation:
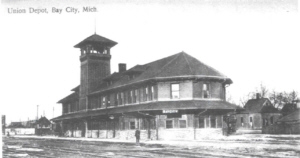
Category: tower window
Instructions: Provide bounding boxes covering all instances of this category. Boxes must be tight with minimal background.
[103,49,107,54]
[171,84,180,99]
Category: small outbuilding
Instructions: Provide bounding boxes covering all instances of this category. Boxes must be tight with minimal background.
[235,94,281,134]
[264,109,300,134]
[35,116,52,135]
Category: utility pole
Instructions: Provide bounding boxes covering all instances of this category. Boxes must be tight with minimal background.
[53,107,55,118]
[36,105,39,120]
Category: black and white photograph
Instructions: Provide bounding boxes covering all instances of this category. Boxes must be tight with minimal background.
[1,0,299,157]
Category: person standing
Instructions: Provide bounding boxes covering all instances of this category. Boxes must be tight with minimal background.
[135,128,140,146]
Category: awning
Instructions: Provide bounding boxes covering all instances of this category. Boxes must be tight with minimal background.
[51,100,242,122]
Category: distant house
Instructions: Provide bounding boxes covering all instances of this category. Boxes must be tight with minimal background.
[6,117,52,135]
[35,117,52,135]
[235,94,281,133]
[281,103,298,116]
[6,122,35,135]
[263,109,300,134]
[7,122,26,128]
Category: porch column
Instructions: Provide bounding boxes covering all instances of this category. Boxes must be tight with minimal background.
[61,121,64,137]
[84,120,88,138]
[156,116,159,140]
[194,114,196,140]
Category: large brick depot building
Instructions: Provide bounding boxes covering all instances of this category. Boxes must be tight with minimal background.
[52,34,239,140]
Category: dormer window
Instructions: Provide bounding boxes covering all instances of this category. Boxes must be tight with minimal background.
[203,83,210,98]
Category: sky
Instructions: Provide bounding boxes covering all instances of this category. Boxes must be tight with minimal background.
[1,1,299,124]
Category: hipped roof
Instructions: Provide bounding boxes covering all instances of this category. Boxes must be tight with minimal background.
[52,100,240,121]
[74,34,118,48]
[91,52,232,95]
[36,117,51,126]
[57,92,78,103]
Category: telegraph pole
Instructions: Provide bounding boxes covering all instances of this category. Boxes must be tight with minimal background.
[36,105,39,120]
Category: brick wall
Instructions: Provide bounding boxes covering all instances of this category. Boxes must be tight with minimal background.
[236,113,265,130]
[193,81,225,100]
[179,81,193,99]
[157,81,193,101]
[263,122,300,134]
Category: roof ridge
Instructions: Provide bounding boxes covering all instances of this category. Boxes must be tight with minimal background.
[182,52,193,74]
[184,53,227,78]
[151,52,182,77]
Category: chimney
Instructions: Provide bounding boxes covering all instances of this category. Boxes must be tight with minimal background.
[119,63,126,73]
[256,93,261,99]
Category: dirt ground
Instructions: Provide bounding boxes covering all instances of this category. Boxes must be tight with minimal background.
[2,135,300,158]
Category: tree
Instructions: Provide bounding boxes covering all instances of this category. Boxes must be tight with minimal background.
[239,92,256,107]
[269,90,299,109]
[289,90,298,103]
[256,83,268,98]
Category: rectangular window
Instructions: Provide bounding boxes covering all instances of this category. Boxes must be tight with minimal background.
[265,119,268,126]
[210,116,216,128]
[107,95,111,107]
[166,120,173,129]
[118,92,123,105]
[127,91,131,104]
[149,86,153,100]
[63,104,68,114]
[241,117,244,127]
[133,89,137,103]
[179,120,186,128]
[139,88,143,102]
[121,92,124,105]
[203,83,210,98]
[102,96,106,107]
[130,90,133,104]
[114,93,118,106]
[270,116,274,124]
[250,117,253,122]
[145,87,149,101]
[171,84,180,99]
[130,121,135,129]
[199,117,205,128]
[76,101,79,111]
[116,93,119,105]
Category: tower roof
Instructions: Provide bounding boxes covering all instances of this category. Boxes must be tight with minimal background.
[74,34,118,48]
